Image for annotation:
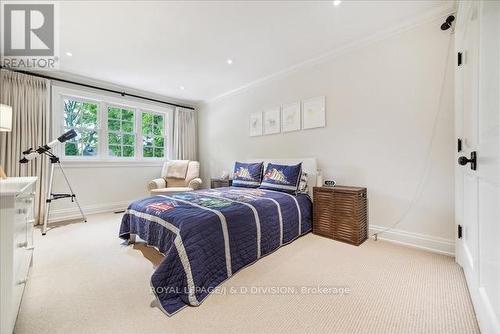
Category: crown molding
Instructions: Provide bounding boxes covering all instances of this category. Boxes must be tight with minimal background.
[208,4,456,103]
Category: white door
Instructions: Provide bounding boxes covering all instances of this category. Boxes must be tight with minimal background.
[455,1,500,333]
[455,0,479,293]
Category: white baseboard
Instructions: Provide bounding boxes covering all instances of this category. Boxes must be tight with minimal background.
[476,287,500,334]
[369,224,455,256]
[48,200,132,223]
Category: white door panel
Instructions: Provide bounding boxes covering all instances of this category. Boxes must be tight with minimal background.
[462,174,477,271]
[478,181,499,320]
[456,0,479,280]
[477,0,500,330]
[456,1,500,333]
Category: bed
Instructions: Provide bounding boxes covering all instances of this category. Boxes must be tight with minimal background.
[119,158,317,315]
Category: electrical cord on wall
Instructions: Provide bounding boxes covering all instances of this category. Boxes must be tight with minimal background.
[372,33,453,241]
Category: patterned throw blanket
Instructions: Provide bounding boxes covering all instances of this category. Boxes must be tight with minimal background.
[119,187,312,315]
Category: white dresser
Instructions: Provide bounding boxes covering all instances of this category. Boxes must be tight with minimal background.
[0,177,37,334]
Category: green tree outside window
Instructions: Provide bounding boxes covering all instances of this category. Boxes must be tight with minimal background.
[107,106,135,157]
[63,99,98,156]
[142,112,165,158]
[63,97,168,159]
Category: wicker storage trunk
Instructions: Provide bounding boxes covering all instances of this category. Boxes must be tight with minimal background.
[313,186,368,246]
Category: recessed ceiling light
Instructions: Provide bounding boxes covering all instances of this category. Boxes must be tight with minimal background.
[179,86,185,90]
[333,0,342,6]
[65,52,73,57]
[226,59,233,65]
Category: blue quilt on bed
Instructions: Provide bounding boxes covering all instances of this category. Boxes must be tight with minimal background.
[119,187,312,315]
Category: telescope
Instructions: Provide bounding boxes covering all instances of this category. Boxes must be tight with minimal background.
[20,129,77,163]
[19,128,86,235]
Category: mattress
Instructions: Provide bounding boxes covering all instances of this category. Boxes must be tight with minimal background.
[119,187,312,315]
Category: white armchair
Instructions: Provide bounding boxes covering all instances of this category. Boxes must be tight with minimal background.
[148,161,202,195]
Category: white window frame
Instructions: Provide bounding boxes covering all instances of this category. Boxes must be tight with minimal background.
[52,86,173,166]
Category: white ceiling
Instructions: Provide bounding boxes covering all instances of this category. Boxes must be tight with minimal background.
[57,1,454,103]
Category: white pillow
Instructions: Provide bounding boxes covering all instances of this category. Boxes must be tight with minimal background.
[298,172,308,193]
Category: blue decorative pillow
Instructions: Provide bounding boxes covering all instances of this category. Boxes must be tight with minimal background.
[259,163,302,194]
[232,162,264,188]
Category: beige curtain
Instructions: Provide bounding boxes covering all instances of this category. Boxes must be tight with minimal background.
[0,69,50,225]
[173,107,197,160]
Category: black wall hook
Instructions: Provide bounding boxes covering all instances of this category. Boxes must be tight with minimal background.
[441,15,455,31]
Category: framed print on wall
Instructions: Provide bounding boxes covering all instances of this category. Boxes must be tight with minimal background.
[302,96,326,129]
[249,112,263,136]
[263,106,281,135]
[281,102,301,132]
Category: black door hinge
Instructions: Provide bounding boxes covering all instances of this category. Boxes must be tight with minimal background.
[458,225,463,239]
[457,138,462,152]
[458,52,463,66]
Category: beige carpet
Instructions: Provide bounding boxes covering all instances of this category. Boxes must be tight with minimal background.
[15,212,479,334]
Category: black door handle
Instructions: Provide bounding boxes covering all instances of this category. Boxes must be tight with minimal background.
[458,151,477,170]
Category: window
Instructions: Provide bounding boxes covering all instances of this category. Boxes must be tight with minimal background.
[107,106,135,157]
[63,98,99,157]
[56,87,172,162]
[141,111,165,158]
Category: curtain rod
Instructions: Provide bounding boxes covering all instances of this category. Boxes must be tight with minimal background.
[0,66,195,110]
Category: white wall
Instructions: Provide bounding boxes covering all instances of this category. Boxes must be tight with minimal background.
[198,19,456,254]
[48,162,159,221]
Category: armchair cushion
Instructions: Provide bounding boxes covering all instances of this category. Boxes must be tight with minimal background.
[164,160,190,179]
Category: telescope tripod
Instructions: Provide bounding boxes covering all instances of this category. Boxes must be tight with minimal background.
[42,154,87,235]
